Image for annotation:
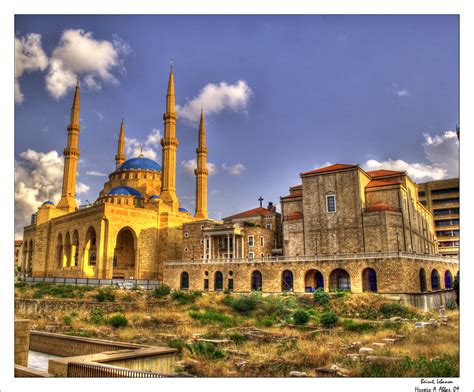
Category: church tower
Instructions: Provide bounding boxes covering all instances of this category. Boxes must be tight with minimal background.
[194,109,208,219]
[115,116,126,168]
[57,80,81,212]
[160,66,179,209]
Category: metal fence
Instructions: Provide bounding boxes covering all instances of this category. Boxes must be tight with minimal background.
[23,276,161,290]
[66,362,174,378]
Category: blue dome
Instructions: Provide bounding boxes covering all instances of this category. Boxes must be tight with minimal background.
[117,157,162,172]
[148,195,161,201]
[107,186,143,197]
[178,207,190,213]
[42,200,54,206]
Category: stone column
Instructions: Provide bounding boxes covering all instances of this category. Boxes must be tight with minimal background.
[203,235,207,259]
[233,234,236,259]
[209,236,213,260]
[227,234,230,259]
[15,319,31,366]
[242,236,244,259]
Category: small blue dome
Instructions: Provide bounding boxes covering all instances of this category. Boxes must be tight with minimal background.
[178,207,189,213]
[42,200,54,206]
[148,195,161,201]
[107,186,143,197]
[117,157,162,172]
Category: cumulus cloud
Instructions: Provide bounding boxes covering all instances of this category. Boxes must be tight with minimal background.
[394,89,409,97]
[125,128,162,161]
[222,162,246,176]
[86,170,107,177]
[363,159,446,181]
[181,159,217,176]
[15,33,49,103]
[14,149,90,237]
[45,29,131,99]
[177,80,252,122]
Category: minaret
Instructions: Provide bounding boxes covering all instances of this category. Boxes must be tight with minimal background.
[115,116,126,168]
[160,66,179,209]
[57,80,81,212]
[195,109,208,219]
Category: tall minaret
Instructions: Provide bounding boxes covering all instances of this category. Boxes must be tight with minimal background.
[115,116,126,168]
[57,80,81,212]
[160,66,179,209]
[195,109,208,219]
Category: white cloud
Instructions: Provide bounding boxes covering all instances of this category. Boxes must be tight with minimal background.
[86,170,107,177]
[181,159,217,176]
[363,159,446,181]
[125,128,162,161]
[222,162,246,176]
[394,89,409,97]
[313,162,334,170]
[177,80,252,122]
[45,29,131,99]
[14,149,89,237]
[15,33,49,103]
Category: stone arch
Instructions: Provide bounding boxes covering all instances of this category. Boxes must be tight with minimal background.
[431,269,440,291]
[362,267,378,292]
[329,268,351,291]
[113,226,137,279]
[419,268,427,292]
[72,230,79,267]
[251,270,262,291]
[444,270,453,289]
[84,226,97,267]
[214,271,223,291]
[304,269,324,292]
[281,270,294,292]
[64,232,72,267]
[56,233,63,268]
[180,271,189,290]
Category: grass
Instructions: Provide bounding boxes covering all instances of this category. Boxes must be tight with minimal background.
[31,283,94,299]
[189,309,237,328]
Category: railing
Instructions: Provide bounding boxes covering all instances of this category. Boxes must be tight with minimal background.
[23,276,161,290]
[165,251,459,266]
[66,362,174,378]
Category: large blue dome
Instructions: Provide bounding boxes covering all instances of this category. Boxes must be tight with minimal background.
[117,157,162,172]
[107,186,143,197]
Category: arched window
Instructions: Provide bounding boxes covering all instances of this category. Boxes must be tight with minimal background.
[419,268,427,292]
[304,269,324,292]
[56,233,63,268]
[362,268,377,292]
[180,272,189,290]
[281,270,294,292]
[84,227,97,266]
[431,269,440,291]
[329,268,351,291]
[444,270,453,289]
[214,271,223,291]
[251,270,262,291]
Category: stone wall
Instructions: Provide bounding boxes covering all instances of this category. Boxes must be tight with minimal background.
[15,319,31,366]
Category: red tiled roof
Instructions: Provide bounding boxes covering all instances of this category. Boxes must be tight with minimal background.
[224,207,274,220]
[366,203,399,213]
[367,169,404,178]
[301,163,358,176]
[14,240,23,244]
[366,179,401,188]
[286,211,303,221]
[290,184,302,190]
[281,192,302,200]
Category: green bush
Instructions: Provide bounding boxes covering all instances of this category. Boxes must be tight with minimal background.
[379,303,412,319]
[334,289,351,297]
[89,307,105,325]
[189,309,236,328]
[228,332,246,344]
[168,339,188,352]
[320,311,339,328]
[32,283,93,299]
[152,284,171,298]
[94,287,116,302]
[15,281,28,290]
[292,309,310,325]
[187,342,226,360]
[172,290,202,305]
[63,315,73,326]
[256,315,277,328]
[313,288,330,304]
[342,319,376,332]
[107,314,128,328]
[230,295,259,314]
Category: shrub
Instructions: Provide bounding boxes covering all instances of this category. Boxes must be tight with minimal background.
[320,311,339,328]
[334,289,351,298]
[189,309,236,328]
[228,332,246,344]
[94,287,116,302]
[89,307,105,325]
[342,319,376,332]
[168,339,188,352]
[230,295,259,314]
[32,283,93,299]
[379,303,412,318]
[107,314,128,328]
[292,309,310,325]
[257,315,277,328]
[172,290,202,305]
[187,342,226,360]
[63,315,73,326]
[152,284,171,298]
[313,288,330,304]
[15,281,28,290]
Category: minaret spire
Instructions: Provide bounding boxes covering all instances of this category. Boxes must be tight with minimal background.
[160,65,179,209]
[57,80,81,212]
[195,108,208,219]
[115,116,126,168]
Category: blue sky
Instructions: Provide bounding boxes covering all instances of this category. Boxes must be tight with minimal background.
[14,15,459,237]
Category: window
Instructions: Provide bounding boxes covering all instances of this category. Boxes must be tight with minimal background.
[204,279,209,291]
[248,252,254,259]
[326,195,336,213]
[434,208,459,216]
[431,187,459,196]
[260,236,264,247]
[184,247,188,252]
[201,225,204,230]
[265,224,272,230]
[227,279,234,291]
[184,232,189,238]
[432,198,459,205]
[418,191,426,197]
[248,236,254,247]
